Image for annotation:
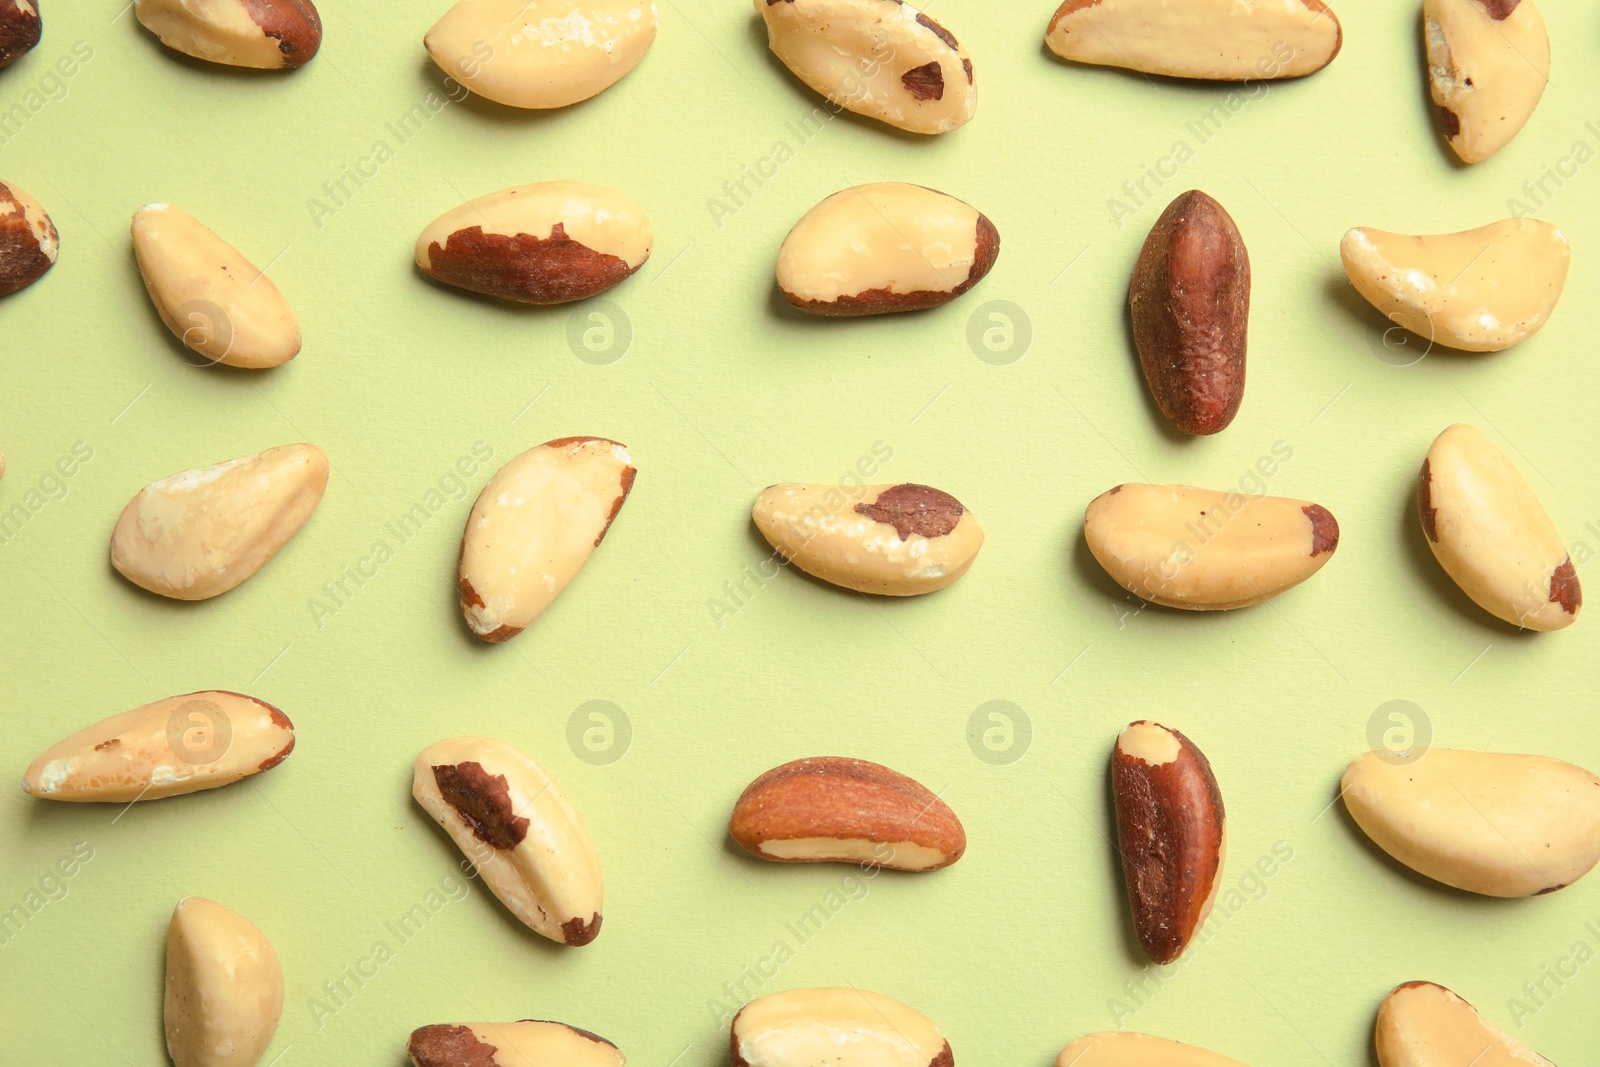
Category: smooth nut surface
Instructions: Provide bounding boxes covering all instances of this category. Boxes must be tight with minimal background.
[0,0,41,68]
[1419,423,1578,630]
[23,691,293,803]
[409,1020,625,1067]
[1085,483,1339,610]
[426,0,657,109]
[165,897,283,1067]
[753,481,983,595]
[1046,0,1340,80]
[777,183,997,316]
[729,756,966,871]
[756,0,974,134]
[135,0,321,68]
[731,988,951,1067]
[1342,747,1600,896]
[1056,1032,1250,1067]
[111,443,329,601]
[1113,722,1226,965]
[413,736,603,945]
[417,181,651,305]
[1130,190,1249,435]
[132,203,301,368]
[0,180,57,297]
[458,436,635,642]
[1425,0,1548,164]
[1375,981,1555,1067]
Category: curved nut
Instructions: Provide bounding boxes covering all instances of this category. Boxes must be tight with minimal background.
[1046,0,1340,81]
[0,0,41,69]
[1419,423,1577,630]
[408,1020,624,1067]
[23,691,293,803]
[756,0,974,134]
[417,181,651,305]
[412,737,603,945]
[1342,747,1600,896]
[1375,980,1555,1067]
[753,481,982,595]
[1130,190,1249,435]
[0,181,58,297]
[132,203,301,368]
[135,0,321,69]
[111,443,329,600]
[426,0,657,109]
[1085,483,1338,610]
[731,988,951,1067]
[730,756,965,871]
[1425,0,1548,164]
[777,184,997,316]
[165,897,283,1067]
[1056,1032,1251,1066]
[458,436,635,642]
[1341,219,1568,353]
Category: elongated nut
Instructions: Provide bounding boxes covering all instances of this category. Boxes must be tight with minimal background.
[1112,722,1225,964]
[1056,1032,1251,1067]
[111,443,329,600]
[426,0,656,109]
[165,897,283,1067]
[135,0,320,68]
[1046,0,1340,80]
[23,691,293,803]
[1375,981,1555,1067]
[1425,0,1548,164]
[755,0,974,135]
[729,757,965,871]
[1341,219,1568,353]
[458,436,634,642]
[132,204,301,368]
[1130,190,1249,435]
[0,181,57,297]
[1419,424,1578,630]
[417,181,651,305]
[777,184,998,316]
[1342,748,1600,896]
[752,482,983,595]
[413,737,603,945]
[731,988,951,1067]
[0,0,41,68]
[1085,484,1339,610]
[409,1021,625,1067]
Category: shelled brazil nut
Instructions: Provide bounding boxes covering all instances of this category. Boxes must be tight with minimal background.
[0,180,57,297]
[1375,980,1556,1066]
[1056,1032,1251,1067]
[0,0,40,68]
[731,988,952,1067]
[408,1020,625,1067]
[1424,0,1549,164]
[135,0,321,69]
[166,897,283,1067]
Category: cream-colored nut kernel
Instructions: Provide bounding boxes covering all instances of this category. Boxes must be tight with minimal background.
[1046,0,1340,81]
[752,482,983,595]
[1425,0,1548,164]
[412,736,603,945]
[1375,981,1555,1067]
[0,180,58,297]
[0,0,41,69]
[111,443,329,601]
[23,691,293,803]
[132,203,301,368]
[755,0,974,135]
[135,0,321,68]
[1342,748,1600,896]
[458,436,635,642]
[776,184,998,316]
[1084,484,1339,610]
[1341,219,1568,353]
[165,897,283,1067]
[426,0,657,110]
[1056,1032,1251,1067]
[409,1020,626,1067]
[731,988,951,1067]
[1419,423,1578,630]
[417,182,652,305]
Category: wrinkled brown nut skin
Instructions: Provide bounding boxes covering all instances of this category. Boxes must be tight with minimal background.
[1129,190,1250,435]
[423,223,639,305]
[0,0,41,68]
[0,181,57,297]
[244,0,322,66]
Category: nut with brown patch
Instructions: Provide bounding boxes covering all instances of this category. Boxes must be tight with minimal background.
[165,897,283,1067]
[731,988,952,1067]
[0,0,41,69]
[777,184,998,315]
[408,1020,625,1067]
[0,180,57,297]
[1425,0,1549,164]
[417,181,652,305]
[1375,980,1556,1066]
[135,0,321,69]
[729,756,965,871]
[1129,190,1249,435]
[1046,0,1340,80]
[412,736,603,945]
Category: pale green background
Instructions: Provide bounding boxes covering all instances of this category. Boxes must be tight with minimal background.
[2,1,1598,1063]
